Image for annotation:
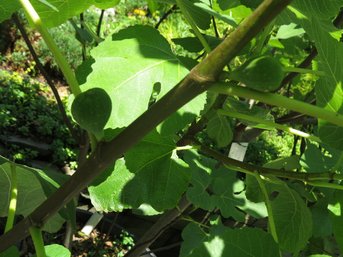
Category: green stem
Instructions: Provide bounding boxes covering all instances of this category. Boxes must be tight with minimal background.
[283,67,325,76]
[218,109,321,142]
[307,181,343,191]
[210,83,343,127]
[176,0,211,54]
[254,173,279,243]
[4,163,18,233]
[19,0,81,96]
[29,227,46,257]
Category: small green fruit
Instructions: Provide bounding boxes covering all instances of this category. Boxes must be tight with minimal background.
[71,88,111,140]
[230,56,284,92]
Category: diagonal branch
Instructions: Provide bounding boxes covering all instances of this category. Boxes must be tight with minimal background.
[199,144,343,182]
[0,0,292,252]
[12,13,80,144]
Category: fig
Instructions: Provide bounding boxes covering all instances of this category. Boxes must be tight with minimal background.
[230,56,284,92]
[71,88,111,140]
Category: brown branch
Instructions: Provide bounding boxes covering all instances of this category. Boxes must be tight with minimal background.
[96,9,105,37]
[279,48,318,89]
[0,0,292,252]
[125,196,191,257]
[155,4,177,29]
[12,13,80,144]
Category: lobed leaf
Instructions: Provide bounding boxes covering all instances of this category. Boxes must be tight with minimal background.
[269,182,313,253]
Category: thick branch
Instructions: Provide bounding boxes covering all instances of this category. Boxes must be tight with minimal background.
[210,83,343,127]
[0,0,292,251]
[125,196,191,257]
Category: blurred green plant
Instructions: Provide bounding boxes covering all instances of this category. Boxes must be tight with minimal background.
[245,130,295,166]
[0,70,77,165]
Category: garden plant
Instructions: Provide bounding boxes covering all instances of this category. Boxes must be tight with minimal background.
[1,0,343,256]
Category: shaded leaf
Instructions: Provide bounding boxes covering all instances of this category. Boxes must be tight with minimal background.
[300,143,343,173]
[181,224,280,257]
[181,0,212,30]
[172,36,221,53]
[89,131,191,212]
[71,88,111,140]
[180,223,208,257]
[329,190,343,253]
[207,112,233,147]
[185,151,267,220]
[0,1,21,23]
[0,156,69,232]
[216,0,240,10]
[122,131,190,210]
[311,199,332,237]
[0,246,19,257]
[269,182,313,253]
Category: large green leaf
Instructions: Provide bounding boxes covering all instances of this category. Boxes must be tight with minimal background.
[269,182,313,253]
[0,156,69,232]
[89,131,191,212]
[80,25,204,135]
[180,224,280,257]
[281,1,343,150]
